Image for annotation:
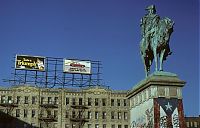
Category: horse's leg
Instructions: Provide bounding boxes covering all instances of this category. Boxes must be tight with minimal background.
[153,48,158,71]
[141,54,148,77]
[143,57,148,77]
[147,59,152,75]
[159,49,166,71]
[145,65,148,77]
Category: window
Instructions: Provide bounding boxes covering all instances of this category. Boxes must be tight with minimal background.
[48,97,52,104]
[72,98,76,105]
[111,99,114,106]
[65,124,69,128]
[124,112,128,120]
[78,111,82,118]
[186,122,189,127]
[95,98,99,106]
[31,123,35,127]
[16,96,20,104]
[111,111,115,119]
[32,110,35,118]
[65,111,68,118]
[118,125,121,128]
[102,111,106,119]
[1,95,5,103]
[190,122,193,127]
[118,112,121,119]
[95,111,98,119]
[54,97,58,104]
[54,110,58,118]
[47,110,51,117]
[72,124,76,128]
[16,109,20,117]
[124,125,128,128]
[194,122,197,127]
[54,123,58,128]
[66,97,69,105]
[102,98,106,106]
[79,98,82,105]
[88,124,91,128]
[32,96,36,104]
[72,111,76,118]
[124,99,127,106]
[40,123,43,128]
[41,97,44,104]
[117,99,120,106]
[103,124,106,128]
[88,111,92,119]
[111,124,115,128]
[24,96,28,104]
[95,124,99,128]
[40,110,44,117]
[88,98,92,106]
[8,96,12,103]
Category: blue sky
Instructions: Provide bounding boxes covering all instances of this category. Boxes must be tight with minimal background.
[0,0,199,116]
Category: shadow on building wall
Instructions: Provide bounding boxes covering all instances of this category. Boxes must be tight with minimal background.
[0,111,38,128]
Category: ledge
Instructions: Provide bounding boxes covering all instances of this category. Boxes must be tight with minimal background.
[127,71,186,99]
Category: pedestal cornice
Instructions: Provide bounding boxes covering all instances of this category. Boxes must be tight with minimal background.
[127,71,186,99]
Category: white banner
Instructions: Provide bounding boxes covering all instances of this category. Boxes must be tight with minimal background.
[63,59,91,74]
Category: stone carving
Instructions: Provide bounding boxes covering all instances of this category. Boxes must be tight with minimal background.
[140,5,174,77]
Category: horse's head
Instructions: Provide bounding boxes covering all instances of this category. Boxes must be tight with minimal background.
[157,17,174,43]
[163,17,174,34]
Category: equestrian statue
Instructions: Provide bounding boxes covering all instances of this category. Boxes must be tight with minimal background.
[140,5,174,77]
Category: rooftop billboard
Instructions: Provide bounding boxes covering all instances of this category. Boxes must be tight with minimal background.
[15,55,45,71]
[63,59,91,74]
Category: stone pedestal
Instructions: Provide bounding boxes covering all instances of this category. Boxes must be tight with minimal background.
[127,71,186,128]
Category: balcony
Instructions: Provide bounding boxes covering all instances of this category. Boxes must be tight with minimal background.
[70,115,89,123]
[40,102,58,108]
[38,114,58,122]
[71,104,88,109]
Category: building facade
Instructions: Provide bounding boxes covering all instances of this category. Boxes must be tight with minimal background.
[0,85,130,128]
[185,116,200,128]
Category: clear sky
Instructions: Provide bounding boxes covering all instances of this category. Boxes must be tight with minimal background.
[0,0,199,116]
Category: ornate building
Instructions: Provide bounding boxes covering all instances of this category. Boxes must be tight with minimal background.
[0,85,130,128]
[185,116,200,128]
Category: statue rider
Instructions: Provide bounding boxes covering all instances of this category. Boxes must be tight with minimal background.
[140,5,160,50]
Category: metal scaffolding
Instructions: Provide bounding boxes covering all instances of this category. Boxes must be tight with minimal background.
[4,56,104,88]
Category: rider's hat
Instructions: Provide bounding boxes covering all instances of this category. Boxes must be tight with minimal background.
[145,5,156,11]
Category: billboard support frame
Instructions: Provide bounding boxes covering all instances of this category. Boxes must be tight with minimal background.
[4,56,106,89]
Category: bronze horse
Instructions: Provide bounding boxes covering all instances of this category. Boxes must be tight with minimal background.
[140,17,174,77]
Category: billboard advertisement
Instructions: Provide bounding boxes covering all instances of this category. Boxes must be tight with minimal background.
[15,55,45,71]
[63,59,91,74]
